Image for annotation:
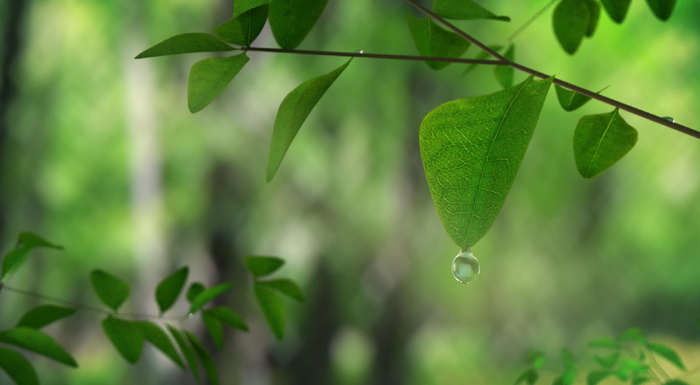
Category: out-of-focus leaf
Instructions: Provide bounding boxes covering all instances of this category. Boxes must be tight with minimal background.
[189,283,233,314]
[561,348,575,368]
[186,282,206,303]
[90,270,130,312]
[407,15,470,70]
[574,109,638,179]
[553,368,576,385]
[647,342,685,370]
[661,381,690,385]
[588,338,621,349]
[587,370,613,385]
[135,33,234,59]
[268,0,328,49]
[101,317,144,364]
[0,327,77,367]
[17,232,63,250]
[615,359,648,380]
[584,0,601,37]
[553,0,590,55]
[513,368,538,385]
[0,347,39,385]
[215,5,269,46]
[433,0,510,21]
[254,282,285,339]
[202,311,224,350]
[244,256,285,278]
[266,59,351,181]
[2,248,30,282]
[258,278,304,301]
[494,44,514,88]
[135,321,184,369]
[188,53,249,113]
[167,326,200,381]
[17,305,77,329]
[185,331,218,385]
[526,351,546,369]
[645,0,676,21]
[601,0,632,23]
[155,267,189,314]
[205,306,249,331]
[632,376,651,385]
[595,352,620,368]
[419,76,552,249]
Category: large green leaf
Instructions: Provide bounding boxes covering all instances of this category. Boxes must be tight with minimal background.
[0,327,77,367]
[188,53,249,113]
[188,283,233,314]
[419,76,552,249]
[553,0,590,55]
[233,0,271,17]
[494,44,514,88]
[135,321,184,369]
[266,59,350,181]
[17,305,77,329]
[167,326,200,381]
[90,270,130,312]
[433,0,510,21]
[0,347,39,385]
[186,331,218,385]
[647,342,685,370]
[601,0,632,23]
[573,109,638,179]
[201,311,224,350]
[254,282,285,339]
[645,0,676,21]
[101,317,144,364]
[204,306,249,331]
[268,0,328,49]
[215,5,269,46]
[407,15,471,70]
[584,0,601,37]
[155,267,189,314]
[244,256,285,278]
[135,33,234,59]
[258,278,304,301]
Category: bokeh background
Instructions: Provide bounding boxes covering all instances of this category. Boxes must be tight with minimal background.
[1,0,700,384]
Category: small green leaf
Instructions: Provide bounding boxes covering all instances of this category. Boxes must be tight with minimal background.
[90,270,130,312]
[526,351,546,369]
[617,328,646,344]
[186,331,218,385]
[407,15,471,70]
[574,109,638,179]
[587,370,612,385]
[135,321,184,369]
[102,317,144,364]
[513,369,538,385]
[420,76,552,249]
[266,59,351,181]
[205,306,249,331]
[244,256,285,278]
[601,0,632,23]
[155,267,189,314]
[254,282,285,339]
[588,338,621,349]
[233,0,271,17]
[584,0,601,37]
[202,311,224,350]
[268,0,328,49]
[258,278,304,301]
[594,352,620,368]
[17,305,77,329]
[661,381,690,385]
[647,342,685,370]
[553,368,576,385]
[188,53,250,113]
[494,44,514,88]
[0,347,39,385]
[167,326,200,381]
[189,283,233,314]
[433,0,510,21]
[555,85,592,112]
[1,247,31,282]
[17,232,63,250]
[553,0,591,55]
[215,5,269,46]
[135,33,234,59]
[187,282,206,303]
[0,327,77,367]
[645,0,676,21]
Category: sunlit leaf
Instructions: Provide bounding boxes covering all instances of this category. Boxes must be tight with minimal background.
[17,232,63,250]
[584,0,601,37]
[433,0,510,21]
[258,278,304,301]
[574,109,638,179]
[0,347,39,385]
[0,327,77,367]
[186,282,206,303]
[1,247,30,282]
[215,5,269,46]
[185,331,218,385]
[134,33,234,59]
[244,256,285,278]
[553,0,590,55]
[513,369,538,385]
[167,326,200,381]
[266,59,351,181]
[101,317,144,364]
[587,370,613,385]
[155,267,189,314]
[90,270,130,312]
[419,76,552,249]
[601,0,632,23]
[595,352,620,368]
[188,53,249,113]
[189,283,233,314]
[254,282,285,339]
[588,338,621,349]
[494,44,514,88]
[202,311,224,350]
[268,0,328,49]
[17,305,77,329]
[135,321,184,369]
[645,0,676,21]
[407,15,471,70]
[647,342,685,370]
[205,306,249,331]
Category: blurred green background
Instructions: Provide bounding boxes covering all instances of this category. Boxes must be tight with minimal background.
[1,0,699,384]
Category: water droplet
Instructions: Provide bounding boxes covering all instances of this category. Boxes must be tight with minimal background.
[354,49,364,54]
[662,116,675,123]
[451,248,480,284]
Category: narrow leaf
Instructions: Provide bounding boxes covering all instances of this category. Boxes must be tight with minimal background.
[268,0,328,49]
[101,317,144,364]
[494,44,514,88]
[135,321,185,369]
[17,305,77,329]
[0,327,77,367]
[645,0,676,21]
[155,267,189,314]
[433,0,510,21]
[188,283,233,314]
[167,326,200,381]
[588,338,621,349]
[185,331,218,385]
[254,282,285,339]
[407,16,471,70]
[17,232,63,250]
[188,53,249,113]
[574,109,638,179]
[135,33,234,59]
[244,256,285,278]
[187,282,206,303]
[202,311,224,350]
[587,370,613,385]
[215,5,269,46]
[90,269,130,312]
[258,278,304,301]
[205,306,249,331]
[595,352,620,368]
[647,342,685,370]
[584,0,601,37]
[601,0,632,23]
[419,76,552,249]
[553,0,591,55]
[266,59,351,181]
[0,347,39,385]
[513,369,538,385]
[1,247,30,282]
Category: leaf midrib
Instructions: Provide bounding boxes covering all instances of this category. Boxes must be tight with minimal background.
[585,110,616,177]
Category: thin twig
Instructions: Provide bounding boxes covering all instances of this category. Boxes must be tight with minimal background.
[506,0,558,42]
[404,0,700,140]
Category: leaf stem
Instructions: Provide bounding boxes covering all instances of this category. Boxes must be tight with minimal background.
[404,0,700,140]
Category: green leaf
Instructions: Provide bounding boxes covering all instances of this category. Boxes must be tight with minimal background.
[90,269,130,312]
[268,0,328,49]
[1,247,31,282]
[215,5,269,46]
[202,311,224,350]
[188,53,250,113]
[135,33,234,59]
[560,348,575,368]
[17,305,77,329]
[647,342,685,370]
[588,338,621,349]
[254,282,285,339]
[594,352,620,368]
[615,359,648,380]
[185,331,218,385]
[167,326,200,381]
[555,85,592,112]
[135,321,184,369]
[526,351,546,369]
[494,44,514,88]
[513,368,538,385]
[233,0,271,17]
[16,232,63,250]
[584,0,601,37]
[574,109,638,179]
[617,328,646,344]
[587,370,612,385]
[155,267,189,314]
[258,278,304,301]
[601,0,632,23]
[632,377,652,385]
[433,0,510,21]
[553,0,590,55]
[419,76,552,249]
[553,368,576,385]
[244,256,285,278]
[0,327,77,367]
[661,381,690,385]
[407,16,471,70]
[462,44,503,75]
[101,317,144,364]
[645,0,676,21]
[187,282,206,303]
[188,283,233,314]
[205,306,249,331]
[0,347,39,385]
[266,59,351,181]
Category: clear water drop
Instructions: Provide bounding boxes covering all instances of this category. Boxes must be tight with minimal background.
[451,248,480,284]
[662,116,675,123]
[354,49,364,54]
